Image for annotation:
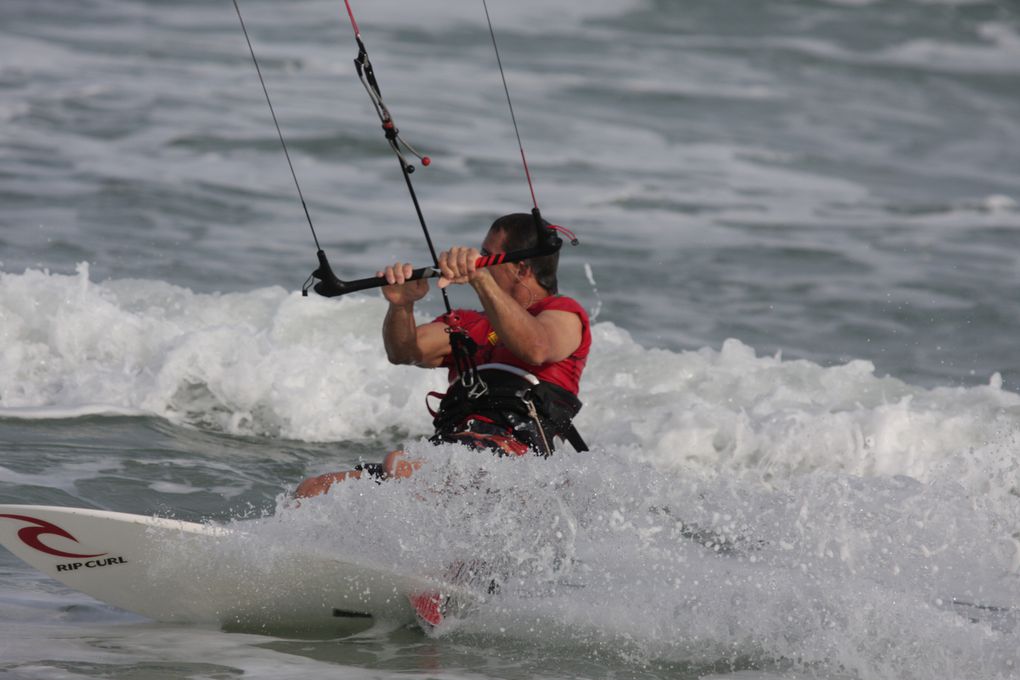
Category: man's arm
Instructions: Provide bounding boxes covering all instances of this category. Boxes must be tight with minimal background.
[378,262,451,367]
[382,307,450,367]
[470,274,582,365]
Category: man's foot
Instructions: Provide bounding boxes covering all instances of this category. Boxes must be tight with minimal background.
[409,591,450,630]
[408,559,496,632]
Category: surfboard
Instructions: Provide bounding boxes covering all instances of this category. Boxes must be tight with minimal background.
[0,504,474,631]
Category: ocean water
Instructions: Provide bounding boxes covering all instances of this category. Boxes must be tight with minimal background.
[2,0,1020,678]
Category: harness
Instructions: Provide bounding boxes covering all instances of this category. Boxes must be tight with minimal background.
[428,364,589,456]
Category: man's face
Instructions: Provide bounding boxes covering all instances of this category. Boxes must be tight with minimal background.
[480,229,518,294]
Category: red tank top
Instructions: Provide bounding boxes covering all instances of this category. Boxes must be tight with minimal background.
[435,295,590,395]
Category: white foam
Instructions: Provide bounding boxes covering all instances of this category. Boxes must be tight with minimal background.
[982,194,1018,214]
[579,325,1020,491]
[3,264,1019,675]
[0,404,148,419]
[0,264,445,441]
[4,265,1020,495]
[148,481,206,495]
[877,22,1020,75]
[234,439,1020,677]
[334,0,642,34]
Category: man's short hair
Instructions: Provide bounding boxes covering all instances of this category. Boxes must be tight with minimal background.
[489,213,559,294]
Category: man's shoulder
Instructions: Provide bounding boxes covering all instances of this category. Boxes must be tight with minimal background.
[534,294,588,319]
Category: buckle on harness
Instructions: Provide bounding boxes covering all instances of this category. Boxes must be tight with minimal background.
[466,375,489,399]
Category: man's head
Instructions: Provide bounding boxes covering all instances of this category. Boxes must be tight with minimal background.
[483,213,559,295]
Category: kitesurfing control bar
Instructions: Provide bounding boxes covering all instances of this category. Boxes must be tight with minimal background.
[305,230,563,297]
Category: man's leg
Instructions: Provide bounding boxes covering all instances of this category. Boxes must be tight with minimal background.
[294,469,364,498]
[294,450,423,498]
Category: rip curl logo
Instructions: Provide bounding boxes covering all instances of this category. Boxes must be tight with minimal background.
[0,514,107,559]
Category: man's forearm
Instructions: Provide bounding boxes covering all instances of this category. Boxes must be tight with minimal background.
[382,303,421,365]
[471,276,552,365]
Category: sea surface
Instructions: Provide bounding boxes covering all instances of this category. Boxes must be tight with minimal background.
[2,0,1020,678]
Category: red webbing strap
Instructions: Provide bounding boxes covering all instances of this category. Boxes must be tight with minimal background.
[425,390,446,418]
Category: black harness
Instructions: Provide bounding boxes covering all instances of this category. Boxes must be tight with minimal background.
[429,365,588,456]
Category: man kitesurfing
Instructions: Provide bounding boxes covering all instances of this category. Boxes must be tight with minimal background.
[296,213,591,497]
[232,0,588,498]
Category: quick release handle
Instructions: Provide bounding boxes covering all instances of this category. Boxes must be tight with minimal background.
[306,238,562,298]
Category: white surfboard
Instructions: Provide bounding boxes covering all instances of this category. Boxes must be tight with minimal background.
[0,504,474,630]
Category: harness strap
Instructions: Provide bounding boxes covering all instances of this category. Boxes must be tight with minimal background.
[425,390,446,419]
[444,312,488,398]
[432,367,587,455]
[562,424,589,453]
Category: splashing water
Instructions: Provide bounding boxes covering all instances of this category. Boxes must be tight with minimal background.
[3,267,1019,677]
